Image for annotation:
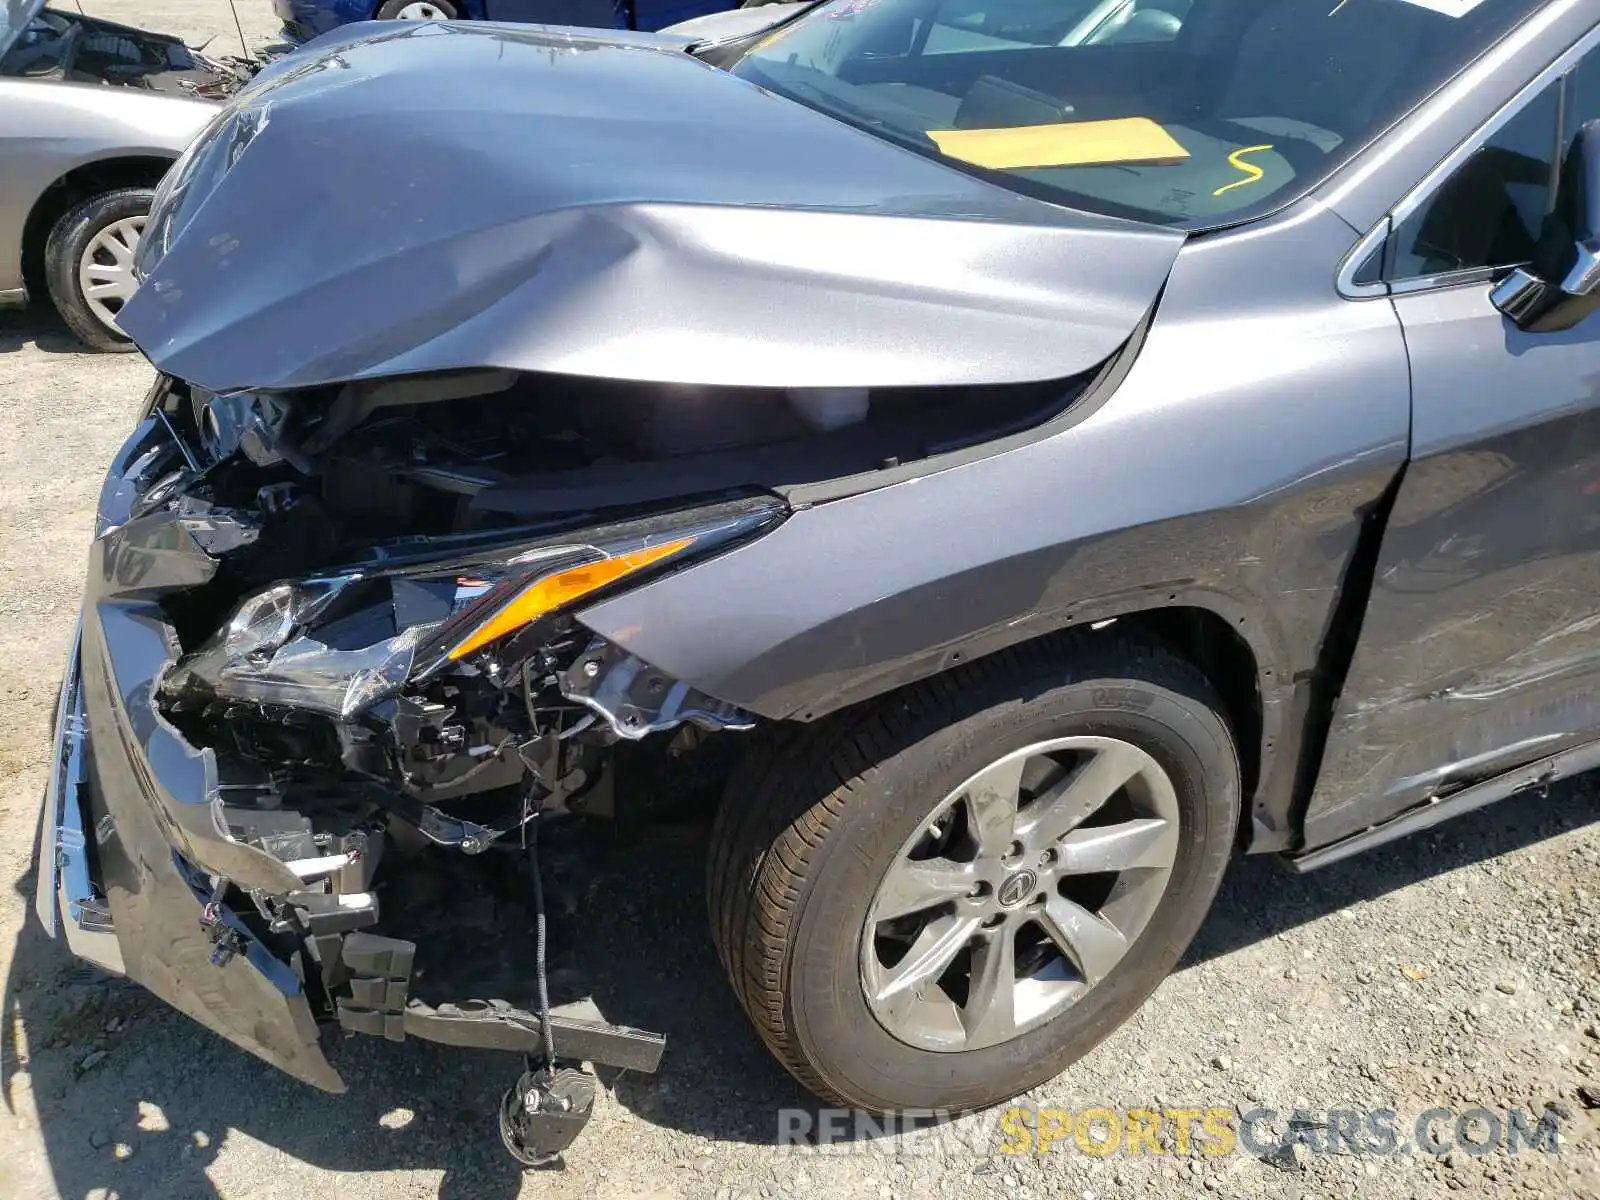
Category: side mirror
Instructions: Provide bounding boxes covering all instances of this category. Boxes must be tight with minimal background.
[1491,118,1600,333]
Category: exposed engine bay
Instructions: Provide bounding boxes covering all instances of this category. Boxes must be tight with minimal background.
[1,6,255,98]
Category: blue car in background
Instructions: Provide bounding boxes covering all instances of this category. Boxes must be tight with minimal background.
[274,0,744,44]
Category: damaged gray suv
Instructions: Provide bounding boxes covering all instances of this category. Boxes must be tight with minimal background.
[36,0,1600,1162]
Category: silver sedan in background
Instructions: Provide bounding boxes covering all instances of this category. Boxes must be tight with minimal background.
[0,0,248,349]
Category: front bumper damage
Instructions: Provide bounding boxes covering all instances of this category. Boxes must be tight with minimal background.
[31,394,771,1093]
[40,600,345,1089]
[35,418,344,1088]
[34,619,119,974]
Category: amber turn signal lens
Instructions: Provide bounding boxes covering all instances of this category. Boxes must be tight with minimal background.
[446,537,695,661]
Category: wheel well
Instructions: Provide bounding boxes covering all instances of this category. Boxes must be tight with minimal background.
[783,604,1266,825]
[19,156,172,299]
[894,607,1260,820]
[1101,607,1264,809]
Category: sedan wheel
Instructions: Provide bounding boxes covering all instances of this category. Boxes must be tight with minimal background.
[709,632,1239,1112]
[76,216,145,335]
[43,186,155,353]
[376,0,460,18]
[862,735,1179,1053]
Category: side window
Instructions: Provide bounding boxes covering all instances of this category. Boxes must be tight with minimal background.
[1389,80,1561,280]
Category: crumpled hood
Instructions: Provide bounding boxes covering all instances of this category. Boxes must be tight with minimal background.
[122,20,1185,393]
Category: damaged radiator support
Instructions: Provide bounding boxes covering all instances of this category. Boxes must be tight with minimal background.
[334,932,667,1074]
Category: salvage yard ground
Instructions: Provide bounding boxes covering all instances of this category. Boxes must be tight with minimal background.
[0,3,1598,1197]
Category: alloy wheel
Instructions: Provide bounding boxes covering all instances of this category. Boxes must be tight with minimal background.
[76,215,144,335]
[860,735,1180,1052]
[395,2,450,16]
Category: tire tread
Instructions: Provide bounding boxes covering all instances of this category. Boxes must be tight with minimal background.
[43,187,154,353]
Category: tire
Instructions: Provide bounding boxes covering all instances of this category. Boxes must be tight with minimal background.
[707,632,1239,1112]
[43,188,153,353]
[375,0,460,17]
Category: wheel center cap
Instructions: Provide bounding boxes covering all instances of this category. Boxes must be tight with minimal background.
[997,869,1037,908]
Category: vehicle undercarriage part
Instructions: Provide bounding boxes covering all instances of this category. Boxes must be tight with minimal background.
[501,1062,598,1168]
[334,932,666,1070]
[336,927,652,1165]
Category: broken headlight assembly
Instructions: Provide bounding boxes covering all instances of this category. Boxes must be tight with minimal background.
[160,496,782,746]
[180,575,401,718]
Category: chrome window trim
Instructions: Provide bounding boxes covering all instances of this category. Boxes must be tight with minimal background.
[1336,218,1393,299]
[1337,17,1600,301]
[1389,266,1504,296]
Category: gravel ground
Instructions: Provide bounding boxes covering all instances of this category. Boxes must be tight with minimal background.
[1,4,1599,1198]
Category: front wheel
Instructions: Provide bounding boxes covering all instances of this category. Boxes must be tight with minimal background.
[43,188,153,352]
[707,633,1239,1111]
[375,0,459,17]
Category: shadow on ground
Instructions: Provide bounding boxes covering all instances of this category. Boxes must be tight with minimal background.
[0,308,89,356]
[4,778,1595,1198]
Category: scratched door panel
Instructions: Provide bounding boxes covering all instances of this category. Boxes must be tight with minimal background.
[1306,65,1600,846]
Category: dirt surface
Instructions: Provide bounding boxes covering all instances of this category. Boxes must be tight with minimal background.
[1,4,1599,1198]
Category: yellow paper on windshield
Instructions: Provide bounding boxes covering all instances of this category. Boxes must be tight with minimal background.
[928,118,1189,171]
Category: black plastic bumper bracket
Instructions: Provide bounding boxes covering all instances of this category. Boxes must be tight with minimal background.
[333,933,665,1073]
[404,999,665,1074]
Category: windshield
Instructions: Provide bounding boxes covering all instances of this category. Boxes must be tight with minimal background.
[731,0,1546,227]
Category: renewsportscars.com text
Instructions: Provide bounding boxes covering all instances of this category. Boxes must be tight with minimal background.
[776,1103,1564,1160]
